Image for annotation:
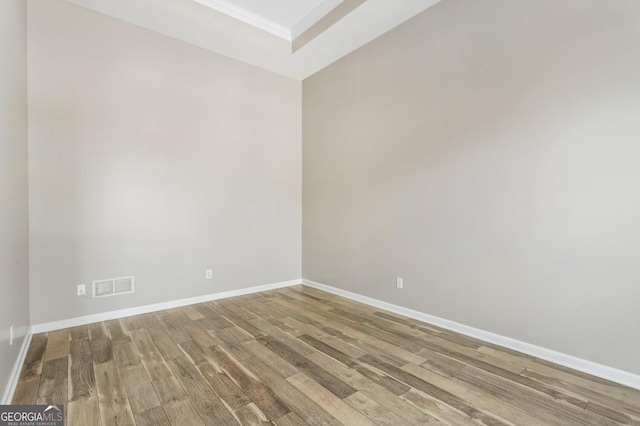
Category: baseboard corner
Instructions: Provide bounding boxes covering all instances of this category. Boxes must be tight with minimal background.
[31,278,302,334]
[1,329,33,405]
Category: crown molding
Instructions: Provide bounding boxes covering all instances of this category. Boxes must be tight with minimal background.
[290,0,343,40]
[193,0,291,40]
[61,0,443,79]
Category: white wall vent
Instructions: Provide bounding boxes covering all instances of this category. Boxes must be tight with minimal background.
[90,276,134,298]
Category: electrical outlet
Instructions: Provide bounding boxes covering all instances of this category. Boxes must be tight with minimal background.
[77,284,86,296]
[206,269,213,280]
[9,325,13,346]
[396,277,404,289]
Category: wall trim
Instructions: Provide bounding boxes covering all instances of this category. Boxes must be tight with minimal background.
[1,330,33,405]
[192,0,291,40]
[302,279,640,391]
[31,279,301,334]
[290,0,342,40]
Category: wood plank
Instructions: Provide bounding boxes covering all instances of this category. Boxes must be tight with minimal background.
[147,325,184,360]
[232,403,271,425]
[214,324,253,343]
[343,391,408,426]
[287,373,377,426]
[191,303,218,319]
[113,341,141,370]
[535,356,635,390]
[231,295,287,322]
[36,357,67,405]
[437,360,620,426]
[403,361,551,426]
[417,342,592,411]
[306,351,441,426]
[251,292,289,318]
[212,326,256,361]
[268,299,349,340]
[135,406,171,426]
[273,412,308,426]
[521,368,640,423]
[258,336,356,399]
[178,340,252,410]
[88,322,113,364]
[280,316,367,360]
[168,309,217,348]
[177,339,209,365]
[264,315,302,337]
[94,360,136,426]
[401,388,495,426]
[210,302,264,338]
[272,296,424,366]
[207,345,291,420]
[19,333,47,381]
[331,304,534,379]
[299,334,410,396]
[128,329,173,381]
[420,348,468,373]
[193,317,226,333]
[12,377,39,405]
[68,397,102,426]
[70,325,89,341]
[242,354,341,426]
[281,289,331,308]
[481,345,640,408]
[157,312,192,344]
[44,329,69,361]
[181,305,205,321]
[325,307,437,355]
[166,355,240,425]
[242,340,299,379]
[119,315,144,332]
[104,319,131,345]
[359,354,509,425]
[69,338,96,401]
[276,291,339,317]
[205,370,252,411]
[152,375,205,426]
[197,303,235,329]
[120,364,162,414]
[136,313,160,330]
[264,316,305,337]
[250,317,315,356]
[371,312,486,351]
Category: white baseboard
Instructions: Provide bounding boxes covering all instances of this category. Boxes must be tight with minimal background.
[1,329,33,405]
[31,279,301,334]
[21,277,640,393]
[302,279,640,391]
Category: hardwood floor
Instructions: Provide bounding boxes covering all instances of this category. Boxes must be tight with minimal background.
[12,285,640,425]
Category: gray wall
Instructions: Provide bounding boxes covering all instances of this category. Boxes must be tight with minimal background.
[302,0,640,375]
[28,0,301,324]
[0,0,30,401]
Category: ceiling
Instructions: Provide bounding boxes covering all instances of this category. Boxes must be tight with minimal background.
[62,0,442,80]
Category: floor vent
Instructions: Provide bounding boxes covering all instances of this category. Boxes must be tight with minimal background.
[90,276,134,298]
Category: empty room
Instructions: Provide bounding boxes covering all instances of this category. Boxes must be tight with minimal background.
[1,0,639,424]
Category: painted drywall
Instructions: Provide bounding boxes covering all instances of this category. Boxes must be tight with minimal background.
[0,0,30,402]
[302,0,640,375]
[28,0,301,324]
